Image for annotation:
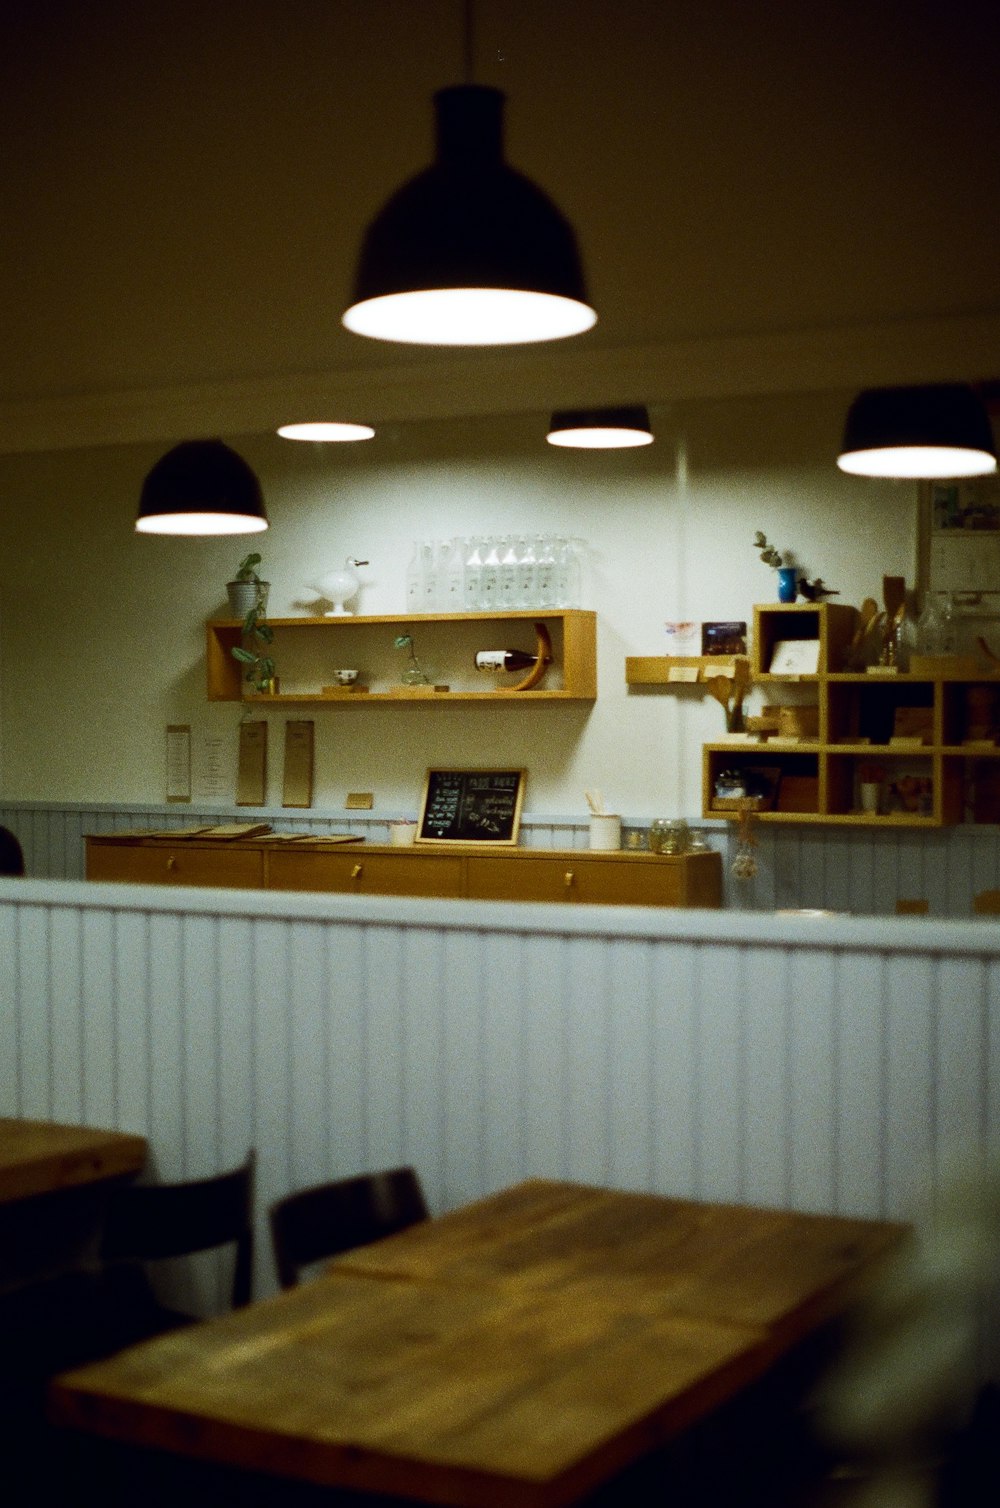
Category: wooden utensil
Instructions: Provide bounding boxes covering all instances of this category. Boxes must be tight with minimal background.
[847,597,879,666]
[882,575,906,622]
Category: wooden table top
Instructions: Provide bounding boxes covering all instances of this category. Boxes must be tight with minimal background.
[50,1180,907,1508]
[0,1117,146,1205]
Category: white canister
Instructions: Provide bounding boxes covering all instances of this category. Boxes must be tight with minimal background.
[389,820,418,846]
[589,813,622,851]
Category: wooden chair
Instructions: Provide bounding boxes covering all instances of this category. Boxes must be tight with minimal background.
[973,889,1000,914]
[269,1166,428,1290]
[92,1149,256,1347]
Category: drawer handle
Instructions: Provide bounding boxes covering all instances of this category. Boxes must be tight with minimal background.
[564,870,575,888]
[166,856,177,871]
[351,863,364,880]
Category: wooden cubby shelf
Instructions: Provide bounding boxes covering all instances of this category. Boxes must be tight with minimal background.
[207,609,597,704]
[690,603,1000,828]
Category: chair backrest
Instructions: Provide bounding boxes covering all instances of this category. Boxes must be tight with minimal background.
[269,1166,428,1290]
[100,1150,255,1308]
[973,889,1000,914]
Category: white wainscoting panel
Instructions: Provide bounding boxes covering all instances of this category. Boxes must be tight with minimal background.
[3,878,1000,1348]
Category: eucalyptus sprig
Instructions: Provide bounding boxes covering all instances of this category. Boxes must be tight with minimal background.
[753,531,785,569]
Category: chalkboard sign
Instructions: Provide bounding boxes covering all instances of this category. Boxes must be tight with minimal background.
[417,769,526,846]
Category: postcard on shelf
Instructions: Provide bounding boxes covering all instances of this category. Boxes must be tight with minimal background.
[282,720,314,809]
[664,621,701,656]
[666,665,700,683]
[236,720,267,807]
[769,639,820,675]
[165,725,191,803]
[702,621,747,656]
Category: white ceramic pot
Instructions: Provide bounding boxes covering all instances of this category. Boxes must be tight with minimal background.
[227,580,267,618]
[589,814,622,851]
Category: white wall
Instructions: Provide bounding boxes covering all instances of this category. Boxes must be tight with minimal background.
[0,389,915,818]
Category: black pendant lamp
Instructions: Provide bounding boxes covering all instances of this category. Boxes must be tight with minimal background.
[342,83,596,346]
[837,384,997,479]
[547,406,654,449]
[136,440,268,535]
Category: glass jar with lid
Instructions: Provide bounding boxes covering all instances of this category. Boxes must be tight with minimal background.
[649,818,690,855]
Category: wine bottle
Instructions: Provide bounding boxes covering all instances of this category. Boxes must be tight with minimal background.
[475,648,540,673]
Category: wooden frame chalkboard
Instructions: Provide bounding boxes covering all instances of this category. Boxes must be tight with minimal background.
[416,769,526,846]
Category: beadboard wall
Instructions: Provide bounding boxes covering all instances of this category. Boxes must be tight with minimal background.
[2,877,998,1389]
[3,799,1000,916]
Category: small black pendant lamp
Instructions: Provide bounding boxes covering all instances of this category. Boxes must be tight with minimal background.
[342,4,595,347]
[136,440,268,535]
[546,406,654,449]
[837,383,997,479]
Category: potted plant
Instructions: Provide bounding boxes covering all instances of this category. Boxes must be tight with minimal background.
[227,552,269,619]
[753,531,798,603]
[229,553,276,694]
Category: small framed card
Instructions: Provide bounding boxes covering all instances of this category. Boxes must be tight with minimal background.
[702,621,747,656]
[769,639,820,675]
[664,621,701,656]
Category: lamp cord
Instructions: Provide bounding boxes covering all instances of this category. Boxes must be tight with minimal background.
[462,0,474,83]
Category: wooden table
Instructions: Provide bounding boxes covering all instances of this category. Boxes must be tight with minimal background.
[0,1118,146,1205]
[50,1180,906,1508]
[0,1118,146,1292]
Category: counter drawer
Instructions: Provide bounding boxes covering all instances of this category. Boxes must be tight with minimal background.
[267,849,464,898]
[464,855,677,906]
[85,841,264,889]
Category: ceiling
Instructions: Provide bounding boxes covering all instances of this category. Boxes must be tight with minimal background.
[1,0,998,448]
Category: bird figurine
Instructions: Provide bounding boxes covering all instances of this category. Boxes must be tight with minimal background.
[798,577,840,602]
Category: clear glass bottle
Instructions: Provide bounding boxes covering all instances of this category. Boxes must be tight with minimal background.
[516,534,537,608]
[421,540,439,613]
[464,536,485,610]
[916,593,945,655]
[535,534,556,608]
[480,537,501,609]
[441,537,466,613]
[405,541,424,614]
[554,536,583,607]
[499,535,520,609]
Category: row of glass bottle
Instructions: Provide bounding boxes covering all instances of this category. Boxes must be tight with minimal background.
[405,535,586,614]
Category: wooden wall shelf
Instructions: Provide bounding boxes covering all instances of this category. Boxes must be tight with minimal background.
[701,603,1000,827]
[207,610,597,704]
[625,655,749,686]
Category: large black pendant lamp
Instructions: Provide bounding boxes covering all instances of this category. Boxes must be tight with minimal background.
[837,383,997,479]
[342,70,596,345]
[136,440,268,535]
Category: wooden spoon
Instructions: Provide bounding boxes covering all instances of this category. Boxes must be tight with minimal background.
[883,575,906,623]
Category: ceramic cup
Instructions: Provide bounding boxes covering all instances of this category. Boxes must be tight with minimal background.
[389,820,418,846]
[589,814,622,851]
[334,668,358,686]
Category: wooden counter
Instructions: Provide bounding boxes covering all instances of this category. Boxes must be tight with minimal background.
[85,835,722,909]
